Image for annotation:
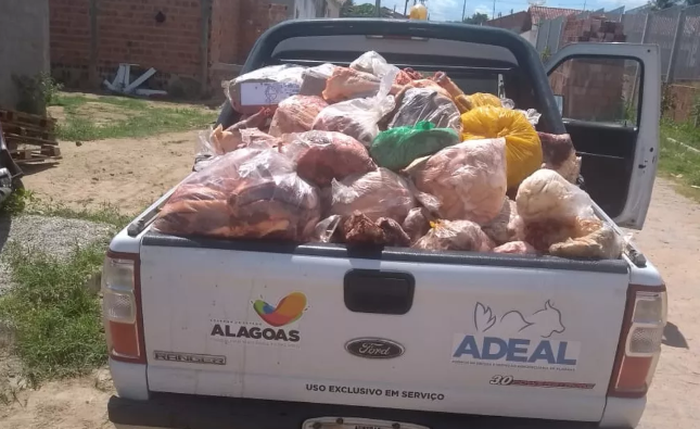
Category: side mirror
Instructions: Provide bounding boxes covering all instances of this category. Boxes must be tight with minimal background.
[553,94,564,116]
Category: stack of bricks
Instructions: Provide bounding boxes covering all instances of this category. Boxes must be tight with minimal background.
[561,15,626,45]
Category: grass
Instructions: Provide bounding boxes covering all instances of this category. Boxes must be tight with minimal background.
[0,241,107,385]
[51,92,217,141]
[658,119,700,201]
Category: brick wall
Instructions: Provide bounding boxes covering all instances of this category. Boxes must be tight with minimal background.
[238,0,290,64]
[210,0,240,65]
[667,84,700,123]
[96,0,203,93]
[49,0,91,87]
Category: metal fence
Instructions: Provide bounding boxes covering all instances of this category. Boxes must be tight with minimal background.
[534,4,700,84]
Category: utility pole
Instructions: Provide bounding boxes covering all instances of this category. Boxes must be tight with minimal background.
[492,0,496,20]
[462,0,467,21]
[376,0,381,17]
[404,0,410,16]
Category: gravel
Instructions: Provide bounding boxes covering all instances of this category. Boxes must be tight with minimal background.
[0,214,115,294]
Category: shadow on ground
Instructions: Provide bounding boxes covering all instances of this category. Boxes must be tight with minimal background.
[663,321,689,349]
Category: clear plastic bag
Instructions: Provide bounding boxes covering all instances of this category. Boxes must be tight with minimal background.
[226,65,306,114]
[314,70,398,146]
[431,72,501,113]
[322,67,382,103]
[389,87,462,132]
[461,106,543,189]
[268,95,328,137]
[538,132,581,183]
[279,131,375,187]
[371,121,459,171]
[330,168,416,223]
[154,147,320,241]
[404,138,508,225]
[402,207,431,244]
[548,219,623,260]
[350,51,399,79]
[339,212,411,247]
[413,220,494,252]
[493,241,537,254]
[312,215,342,243]
[482,197,525,245]
[515,169,595,225]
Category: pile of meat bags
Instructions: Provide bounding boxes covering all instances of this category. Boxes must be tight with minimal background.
[157,51,621,260]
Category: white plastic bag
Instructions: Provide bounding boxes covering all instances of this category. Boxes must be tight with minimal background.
[350,51,400,79]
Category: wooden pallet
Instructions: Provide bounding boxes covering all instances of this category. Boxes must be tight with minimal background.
[10,145,62,164]
[0,109,56,131]
[1,122,56,142]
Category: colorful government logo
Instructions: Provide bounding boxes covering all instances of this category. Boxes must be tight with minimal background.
[253,292,307,327]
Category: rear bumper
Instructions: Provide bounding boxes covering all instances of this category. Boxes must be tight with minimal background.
[108,359,644,429]
[108,392,606,429]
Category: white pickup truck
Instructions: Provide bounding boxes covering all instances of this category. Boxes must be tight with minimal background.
[103,19,666,429]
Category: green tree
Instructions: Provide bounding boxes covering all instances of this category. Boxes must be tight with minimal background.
[341,1,380,17]
[463,12,489,25]
[650,0,677,10]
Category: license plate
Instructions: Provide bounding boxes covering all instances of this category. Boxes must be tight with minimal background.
[302,417,431,429]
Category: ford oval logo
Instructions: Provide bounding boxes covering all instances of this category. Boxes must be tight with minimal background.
[345,338,405,359]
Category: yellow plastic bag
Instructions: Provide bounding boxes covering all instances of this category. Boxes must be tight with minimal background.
[461,106,542,189]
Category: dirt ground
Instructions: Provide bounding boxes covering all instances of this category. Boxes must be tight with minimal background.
[21,131,197,215]
[2,132,700,428]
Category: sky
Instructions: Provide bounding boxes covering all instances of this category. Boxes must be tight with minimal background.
[362,0,649,21]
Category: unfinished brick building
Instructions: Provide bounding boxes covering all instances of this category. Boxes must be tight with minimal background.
[49,0,341,98]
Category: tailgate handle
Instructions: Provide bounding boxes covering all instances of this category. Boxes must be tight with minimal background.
[344,270,415,315]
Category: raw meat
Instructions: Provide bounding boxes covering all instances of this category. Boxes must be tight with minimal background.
[515,169,595,225]
[280,131,376,187]
[313,94,396,146]
[268,95,328,137]
[322,67,382,103]
[339,212,412,247]
[482,198,525,245]
[404,138,507,225]
[154,147,320,241]
[402,207,431,243]
[413,220,494,252]
[208,108,274,154]
[330,168,416,223]
[493,241,537,254]
[388,87,461,132]
[549,219,623,260]
[431,72,501,113]
[538,132,582,183]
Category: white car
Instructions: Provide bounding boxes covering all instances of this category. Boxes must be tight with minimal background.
[103,19,665,429]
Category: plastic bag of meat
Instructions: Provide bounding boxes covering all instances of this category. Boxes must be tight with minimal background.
[322,67,382,103]
[371,121,459,171]
[404,138,507,225]
[339,212,411,247]
[482,198,525,245]
[402,207,432,244]
[226,65,306,115]
[154,147,320,241]
[493,241,537,255]
[314,71,397,146]
[350,51,399,79]
[538,132,582,184]
[431,72,501,114]
[548,219,623,260]
[330,168,415,223]
[516,169,595,225]
[299,63,338,97]
[205,108,275,155]
[279,131,375,187]
[268,95,328,137]
[413,220,494,252]
[461,106,543,189]
[389,87,462,132]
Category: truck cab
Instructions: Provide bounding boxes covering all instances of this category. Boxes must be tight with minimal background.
[105,19,665,429]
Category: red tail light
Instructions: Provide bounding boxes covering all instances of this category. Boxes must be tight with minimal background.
[608,284,667,397]
[102,252,145,364]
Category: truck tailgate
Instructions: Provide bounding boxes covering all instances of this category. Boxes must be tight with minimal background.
[139,233,629,423]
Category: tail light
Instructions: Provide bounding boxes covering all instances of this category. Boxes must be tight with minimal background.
[102,252,145,363]
[608,285,667,397]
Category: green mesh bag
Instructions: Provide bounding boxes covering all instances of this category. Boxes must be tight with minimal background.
[370,121,459,171]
